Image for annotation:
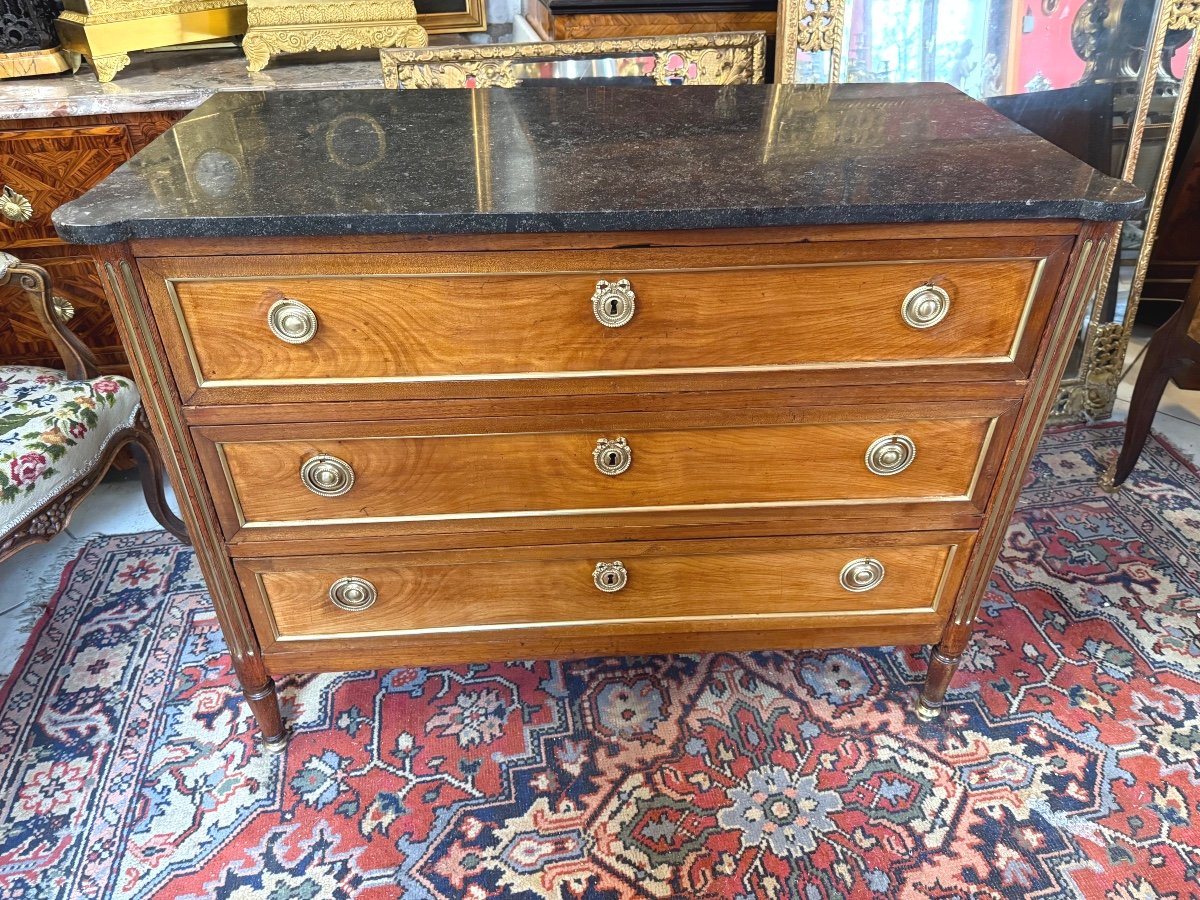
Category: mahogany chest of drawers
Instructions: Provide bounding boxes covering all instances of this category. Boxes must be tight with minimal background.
[55,85,1141,751]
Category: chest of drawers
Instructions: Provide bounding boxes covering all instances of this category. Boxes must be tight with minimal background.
[56,84,1140,751]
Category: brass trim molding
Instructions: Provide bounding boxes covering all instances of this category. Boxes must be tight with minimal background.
[213,415,1001,529]
[161,254,1045,390]
[260,548,955,641]
[381,31,767,89]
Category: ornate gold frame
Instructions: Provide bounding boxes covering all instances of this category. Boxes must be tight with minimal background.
[381,32,767,89]
[774,0,1200,422]
[242,0,427,72]
[773,0,844,84]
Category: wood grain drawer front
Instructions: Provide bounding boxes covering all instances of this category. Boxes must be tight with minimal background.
[0,126,134,248]
[201,404,1012,538]
[239,533,972,642]
[143,237,1070,402]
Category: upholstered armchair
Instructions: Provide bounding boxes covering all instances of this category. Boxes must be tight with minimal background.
[0,252,188,562]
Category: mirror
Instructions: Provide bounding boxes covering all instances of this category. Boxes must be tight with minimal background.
[776,0,1200,420]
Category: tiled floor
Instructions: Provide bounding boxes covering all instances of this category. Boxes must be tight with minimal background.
[2,326,1199,685]
[0,477,177,683]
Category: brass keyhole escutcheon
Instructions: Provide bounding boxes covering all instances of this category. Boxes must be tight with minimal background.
[593,561,628,592]
[593,436,632,476]
[592,279,636,327]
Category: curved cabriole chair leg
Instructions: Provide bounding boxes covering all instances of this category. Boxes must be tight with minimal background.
[128,434,190,545]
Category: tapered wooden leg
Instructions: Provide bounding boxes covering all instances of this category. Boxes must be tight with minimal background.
[915,650,963,720]
[916,618,976,720]
[1106,310,1181,489]
[245,677,288,752]
[128,433,191,544]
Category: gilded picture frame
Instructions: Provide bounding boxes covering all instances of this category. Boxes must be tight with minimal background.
[380,32,767,89]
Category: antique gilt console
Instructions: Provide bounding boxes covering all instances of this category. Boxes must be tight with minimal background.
[54,85,1140,751]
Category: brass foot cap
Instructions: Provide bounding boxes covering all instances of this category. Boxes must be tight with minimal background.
[262,730,289,754]
[1098,461,1122,494]
[913,696,943,722]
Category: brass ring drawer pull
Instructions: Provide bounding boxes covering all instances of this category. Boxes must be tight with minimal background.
[901,285,950,329]
[329,576,377,611]
[865,434,916,476]
[593,560,628,592]
[593,436,632,475]
[300,454,355,496]
[592,279,636,327]
[0,185,33,223]
[267,297,319,344]
[839,558,885,592]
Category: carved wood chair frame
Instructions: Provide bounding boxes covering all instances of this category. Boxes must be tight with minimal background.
[0,252,189,563]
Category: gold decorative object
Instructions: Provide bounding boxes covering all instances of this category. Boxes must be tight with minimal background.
[0,46,76,79]
[300,454,355,497]
[54,0,248,83]
[51,295,76,322]
[593,437,632,476]
[901,285,951,330]
[864,435,916,477]
[267,297,319,344]
[242,0,427,72]
[380,32,768,90]
[592,279,636,328]
[328,576,378,611]
[1167,0,1200,30]
[839,558,885,593]
[592,561,628,593]
[0,186,34,223]
[774,0,845,83]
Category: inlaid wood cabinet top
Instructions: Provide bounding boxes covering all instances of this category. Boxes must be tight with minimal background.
[53,84,1142,245]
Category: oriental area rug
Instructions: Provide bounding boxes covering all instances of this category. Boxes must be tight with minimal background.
[2,423,1199,899]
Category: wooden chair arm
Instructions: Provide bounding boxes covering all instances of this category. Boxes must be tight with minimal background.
[0,251,100,381]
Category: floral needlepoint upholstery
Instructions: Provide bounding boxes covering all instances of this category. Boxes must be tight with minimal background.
[0,365,140,535]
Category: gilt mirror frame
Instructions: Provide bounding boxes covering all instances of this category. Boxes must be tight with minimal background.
[775,0,1200,422]
[381,32,767,89]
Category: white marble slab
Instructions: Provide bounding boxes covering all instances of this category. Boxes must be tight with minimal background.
[0,46,391,119]
[0,30,514,121]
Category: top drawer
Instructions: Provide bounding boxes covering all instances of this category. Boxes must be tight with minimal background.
[140,236,1072,405]
[1,126,133,248]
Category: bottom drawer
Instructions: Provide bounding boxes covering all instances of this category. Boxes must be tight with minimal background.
[238,532,973,651]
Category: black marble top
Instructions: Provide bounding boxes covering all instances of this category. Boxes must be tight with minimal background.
[53,84,1143,245]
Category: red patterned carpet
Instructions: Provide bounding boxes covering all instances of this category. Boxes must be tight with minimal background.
[2,423,1199,899]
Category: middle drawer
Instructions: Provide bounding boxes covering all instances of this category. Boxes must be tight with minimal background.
[195,400,1016,542]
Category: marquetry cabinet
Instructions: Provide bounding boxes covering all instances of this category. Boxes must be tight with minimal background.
[0,111,184,371]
